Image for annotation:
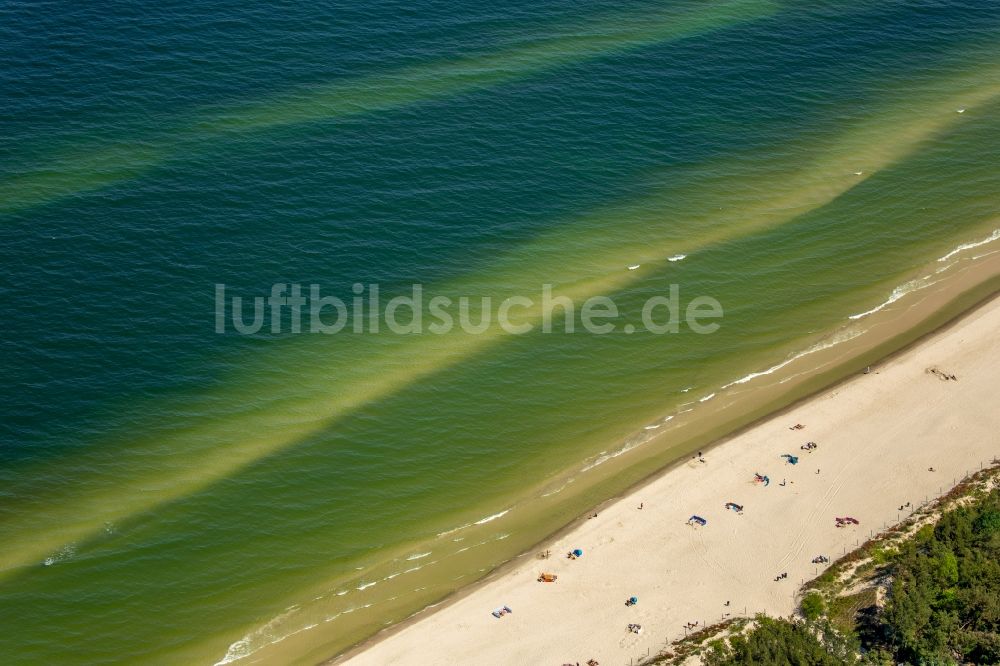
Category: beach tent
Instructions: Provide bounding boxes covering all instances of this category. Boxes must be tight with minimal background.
[572,548,583,557]
[688,515,707,526]
[782,454,799,464]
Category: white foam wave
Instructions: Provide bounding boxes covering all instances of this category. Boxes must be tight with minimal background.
[357,581,377,591]
[214,606,312,665]
[474,509,509,525]
[43,544,77,567]
[937,228,1000,262]
[720,329,864,389]
[405,552,431,561]
[668,254,687,262]
[541,482,569,497]
[848,276,936,320]
[644,424,660,430]
[699,393,716,402]
[581,438,646,472]
[436,524,471,538]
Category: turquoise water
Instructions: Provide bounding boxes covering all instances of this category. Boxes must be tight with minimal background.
[2,0,999,663]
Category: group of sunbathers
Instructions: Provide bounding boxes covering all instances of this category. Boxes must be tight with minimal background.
[835,516,859,527]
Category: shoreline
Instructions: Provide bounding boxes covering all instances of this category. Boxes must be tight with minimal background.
[221,244,1000,666]
[328,269,1000,665]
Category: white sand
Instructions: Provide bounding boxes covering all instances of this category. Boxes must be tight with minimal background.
[343,297,1000,666]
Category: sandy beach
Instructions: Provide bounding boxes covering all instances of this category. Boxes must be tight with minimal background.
[340,293,1000,666]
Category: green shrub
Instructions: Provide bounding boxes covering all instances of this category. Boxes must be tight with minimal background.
[703,615,857,665]
[801,592,826,621]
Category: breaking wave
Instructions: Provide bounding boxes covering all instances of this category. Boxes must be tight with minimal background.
[937,228,1000,262]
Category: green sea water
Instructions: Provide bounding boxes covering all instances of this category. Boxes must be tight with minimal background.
[1,0,999,663]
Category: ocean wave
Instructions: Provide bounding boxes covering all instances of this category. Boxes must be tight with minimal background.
[848,276,936,320]
[356,581,377,591]
[43,544,77,567]
[644,424,660,430]
[436,522,473,538]
[937,228,1000,262]
[934,262,955,274]
[668,254,687,262]
[405,552,431,561]
[541,481,570,497]
[698,393,716,402]
[213,606,307,665]
[474,509,509,525]
[720,328,864,389]
[581,438,646,472]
